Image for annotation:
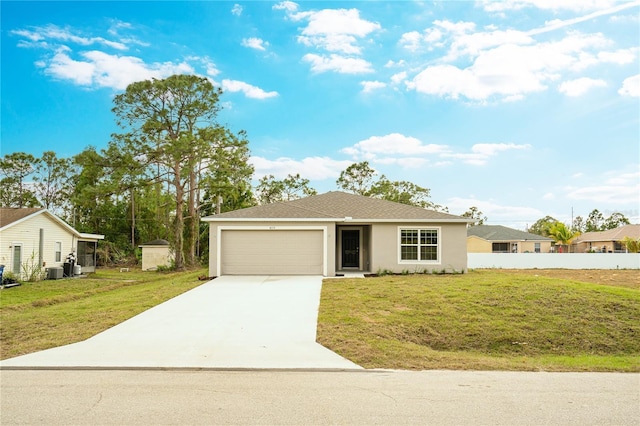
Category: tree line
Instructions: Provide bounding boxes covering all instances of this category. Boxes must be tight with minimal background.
[1,74,460,269]
[2,74,633,267]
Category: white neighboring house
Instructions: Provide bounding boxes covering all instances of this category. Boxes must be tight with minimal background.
[0,208,104,279]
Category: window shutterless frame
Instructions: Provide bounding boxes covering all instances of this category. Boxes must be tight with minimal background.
[398,227,441,264]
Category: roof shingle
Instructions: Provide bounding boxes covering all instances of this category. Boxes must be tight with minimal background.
[203,191,468,222]
[467,225,553,241]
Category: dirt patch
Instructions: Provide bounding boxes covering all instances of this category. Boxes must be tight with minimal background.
[491,269,639,289]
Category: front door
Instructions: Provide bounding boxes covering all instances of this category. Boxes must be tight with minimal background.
[342,230,360,268]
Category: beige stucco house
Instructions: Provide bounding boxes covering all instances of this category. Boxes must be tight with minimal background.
[571,224,640,253]
[467,225,554,253]
[203,191,472,277]
[0,208,104,278]
[139,239,173,271]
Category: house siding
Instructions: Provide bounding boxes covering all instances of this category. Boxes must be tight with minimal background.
[371,222,468,273]
[0,214,74,277]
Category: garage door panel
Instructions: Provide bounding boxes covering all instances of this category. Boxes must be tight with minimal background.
[221,229,323,275]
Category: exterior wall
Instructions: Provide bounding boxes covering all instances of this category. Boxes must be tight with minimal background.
[370,222,468,273]
[208,221,337,277]
[0,214,74,278]
[141,246,173,271]
[468,253,640,269]
[519,240,553,253]
[573,240,623,253]
[467,236,491,253]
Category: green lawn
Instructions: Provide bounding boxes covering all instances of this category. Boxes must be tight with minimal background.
[317,271,640,372]
[0,268,206,360]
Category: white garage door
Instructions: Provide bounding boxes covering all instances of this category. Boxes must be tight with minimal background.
[221,229,324,275]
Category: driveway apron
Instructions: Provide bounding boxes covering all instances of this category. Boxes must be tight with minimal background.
[0,276,362,369]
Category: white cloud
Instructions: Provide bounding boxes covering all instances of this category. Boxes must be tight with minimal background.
[341,135,531,166]
[360,80,386,93]
[443,143,532,165]
[231,4,243,16]
[406,31,619,102]
[391,71,407,84]
[221,79,279,99]
[481,0,622,13]
[273,1,299,13]
[251,156,352,180]
[342,133,450,160]
[565,169,640,204]
[447,196,543,223]
[618,74,640,97]
[242,37,269,51]
[558,77,607,96]
[303,53,374,74]
[384,59,406,68]
[45,50,195,90]
[12,24,127,50]
[276,4,380,73]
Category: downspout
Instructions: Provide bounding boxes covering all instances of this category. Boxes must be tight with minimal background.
[39,228,44,267]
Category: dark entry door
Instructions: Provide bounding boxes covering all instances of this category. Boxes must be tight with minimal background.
[342,230,360,268]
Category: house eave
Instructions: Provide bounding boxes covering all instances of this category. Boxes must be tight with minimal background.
[202,217,472,224]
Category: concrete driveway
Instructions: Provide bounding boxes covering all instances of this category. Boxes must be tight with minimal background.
[0,276,361,370]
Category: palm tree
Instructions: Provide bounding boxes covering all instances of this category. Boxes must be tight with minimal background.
[547,222,580,253]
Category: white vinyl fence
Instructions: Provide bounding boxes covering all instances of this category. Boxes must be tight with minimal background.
[468,253,640,270]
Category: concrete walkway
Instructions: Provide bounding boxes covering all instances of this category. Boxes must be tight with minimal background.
[0,276,362,370]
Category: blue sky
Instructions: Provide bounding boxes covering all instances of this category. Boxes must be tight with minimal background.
[2,0,639,228]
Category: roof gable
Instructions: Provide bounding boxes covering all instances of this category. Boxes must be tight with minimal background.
[0,208,104,240]
[467,225,554,241]
[0,208,44,228]
[203,191,469,222]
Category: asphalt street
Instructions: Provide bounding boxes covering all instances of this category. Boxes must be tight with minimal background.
[1,369,638,425]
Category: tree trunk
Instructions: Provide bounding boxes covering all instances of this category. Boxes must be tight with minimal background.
[173,164,184,270]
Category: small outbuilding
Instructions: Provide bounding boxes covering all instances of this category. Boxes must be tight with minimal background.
[139,239,173,271]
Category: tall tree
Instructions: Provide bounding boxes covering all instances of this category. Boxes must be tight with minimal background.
[603,212,630,230]
[256,173,316,204]
[336,161,377,195]
[527,216,558,236]
[585,209,605,232]
[32,151,73,215]
[0,152,40,208]
[111,74,248,269]
[335,162,445,210]
[462,206,487,226]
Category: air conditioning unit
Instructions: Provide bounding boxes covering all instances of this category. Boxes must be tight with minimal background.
[48,267,64,280]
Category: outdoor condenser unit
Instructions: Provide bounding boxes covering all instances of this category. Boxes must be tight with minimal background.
[48,267,64,280]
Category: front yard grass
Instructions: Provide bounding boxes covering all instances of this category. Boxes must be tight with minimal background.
[0,268,205,360]
[317,270,640,372]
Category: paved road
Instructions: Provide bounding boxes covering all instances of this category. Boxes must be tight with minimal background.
[1,369,638,425]
[0,276,360,369]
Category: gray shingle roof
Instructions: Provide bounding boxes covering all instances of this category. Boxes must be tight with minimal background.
[467,225,554,241]
[203,191,469,222]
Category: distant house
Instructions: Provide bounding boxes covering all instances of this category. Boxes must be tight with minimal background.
[572,224,640,253]
[467,225,554,253]
[139,239,173,271]
[203,191,472,276]
[0,208,104,278]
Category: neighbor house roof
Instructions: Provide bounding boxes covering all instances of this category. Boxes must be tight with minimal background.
[0,208,104,240]
[573,224,640,243]
[203,191,471,223]
[467,225,554,241]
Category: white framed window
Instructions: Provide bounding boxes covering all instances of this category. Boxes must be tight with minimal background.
[399,227,440,263]
[55,241,62,262]
[534,242,541,253]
